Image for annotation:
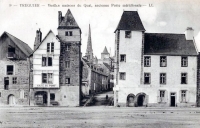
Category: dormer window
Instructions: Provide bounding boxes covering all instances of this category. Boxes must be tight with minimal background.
[65,31,73,36]
[47,42,54,53]
[125,31,131,38]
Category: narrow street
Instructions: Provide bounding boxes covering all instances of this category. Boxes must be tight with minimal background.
[93,91,114,106]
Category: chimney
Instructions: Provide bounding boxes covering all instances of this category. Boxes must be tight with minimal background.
[58,11,62,26]
[34,29,42,50]
[185,27,194,40]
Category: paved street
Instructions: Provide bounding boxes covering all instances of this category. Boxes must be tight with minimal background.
[1,107,200,127]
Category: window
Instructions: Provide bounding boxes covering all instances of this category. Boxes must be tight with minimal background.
[181,73,187,84]
[119,72,126,80]
[12,77,17,84]
[7,65,14,75]
[51,43,54,52]
[50,93,55,100]
[181,90,186,103]
[181,57,188,67]
[160,91,165,102]
[42,73,53,84]
[144,73,150,84]
[0,92,1,97]
[65,61,70,68]
[120,54,126,62]
[160,56,167,67]
[65,31,73,36]
[160,73,166,84]
[47,43,54,53]
[65,77,70,84]
[7,47,15,58]
[125,31,131,38]
[144,56,151,67]
[47,43,50,52]
[42,57,52,66]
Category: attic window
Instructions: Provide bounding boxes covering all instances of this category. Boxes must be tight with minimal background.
[65,31,73,36]
[125,31,131,38]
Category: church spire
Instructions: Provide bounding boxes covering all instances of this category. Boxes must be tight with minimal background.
[85,24,93,61]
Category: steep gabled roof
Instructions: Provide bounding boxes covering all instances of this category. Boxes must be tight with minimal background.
[144,33,198,56]
[102,46,109,54]
[30,30,58,56]
[58,9,80,29]
[115,11,145,32]
[2,32,33,56]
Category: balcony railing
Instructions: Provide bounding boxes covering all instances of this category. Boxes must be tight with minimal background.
[7,52,16,59]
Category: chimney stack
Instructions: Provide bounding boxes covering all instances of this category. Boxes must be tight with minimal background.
[58,11,62,26]
[185,27,194,40]
[34,29,42,50]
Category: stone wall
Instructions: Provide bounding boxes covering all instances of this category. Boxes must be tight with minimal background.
[0,60,30,106]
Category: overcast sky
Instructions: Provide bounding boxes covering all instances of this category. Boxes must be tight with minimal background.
[1,0,200,58]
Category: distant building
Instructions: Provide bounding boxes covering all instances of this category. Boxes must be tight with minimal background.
[0,32,32,106]
[113,11,198,107]
[81,25,109,96]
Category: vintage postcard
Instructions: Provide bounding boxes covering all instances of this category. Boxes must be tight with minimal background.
[0,0,200,127]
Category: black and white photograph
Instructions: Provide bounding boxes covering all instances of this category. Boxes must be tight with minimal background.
[0,0,200,127]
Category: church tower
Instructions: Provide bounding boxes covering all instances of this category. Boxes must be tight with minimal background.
[57,9,81,106]
[85,24,93,62]
[101,46,110,60]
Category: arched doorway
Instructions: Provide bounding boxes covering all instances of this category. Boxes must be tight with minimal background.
[127,94,135,107]
[35,91,48,105]
[135,93,147,107]
[8,94,15,105]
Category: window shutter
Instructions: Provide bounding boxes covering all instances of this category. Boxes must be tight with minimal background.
[186,90,189,103]
[157,90,160,103]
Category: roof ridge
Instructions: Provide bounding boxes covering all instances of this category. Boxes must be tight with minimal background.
[145,32,184,35]
[5,32,30,46]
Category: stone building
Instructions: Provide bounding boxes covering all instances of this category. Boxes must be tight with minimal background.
[113,11,198,107]
[0,32,32,106]
[30,9,82,106]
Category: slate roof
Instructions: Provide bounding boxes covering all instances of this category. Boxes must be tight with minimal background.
[144,33,198,56]
[2,32,33,56]
[82,58,90,66]
[58,9,80,29]
[115,11,145,32]
[102,46,109,54]
[103,62,111,70]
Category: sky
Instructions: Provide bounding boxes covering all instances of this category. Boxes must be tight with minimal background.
[1,0,200,58]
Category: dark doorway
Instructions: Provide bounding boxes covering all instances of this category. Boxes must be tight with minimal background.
[43,94,47,104]
[35,91,48,105]
[170,93,176,107]
[137,95,145,106]
[127,94,135,107]
[4,77,9,90]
